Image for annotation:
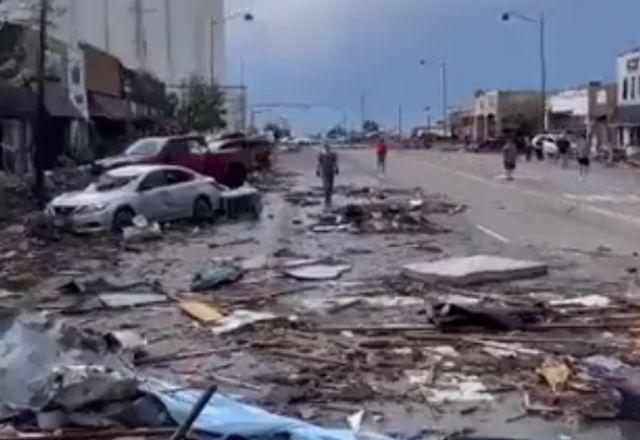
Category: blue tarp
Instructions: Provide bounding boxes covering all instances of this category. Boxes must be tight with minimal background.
[145,380,391,440]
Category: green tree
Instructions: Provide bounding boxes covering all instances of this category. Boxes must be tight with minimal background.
[362,119,379,133]
[177,75,226,132]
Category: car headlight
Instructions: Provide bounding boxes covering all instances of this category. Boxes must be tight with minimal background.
[76,202,109,214]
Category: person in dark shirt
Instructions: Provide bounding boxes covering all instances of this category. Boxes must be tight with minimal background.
[317,143,339,208]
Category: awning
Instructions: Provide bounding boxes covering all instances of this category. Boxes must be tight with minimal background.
[45,88,83,118]
[88,92,129,120]
[0,84,36,117]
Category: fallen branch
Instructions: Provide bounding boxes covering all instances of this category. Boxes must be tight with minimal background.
[136,347,239,366]
[264,348,350,367]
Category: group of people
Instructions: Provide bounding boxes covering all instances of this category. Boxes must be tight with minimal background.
[316,137,388,208]
[503,134,593,181]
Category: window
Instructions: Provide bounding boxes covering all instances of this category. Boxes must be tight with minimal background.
[138,170,168,191]
[165,169,194,185]
[125,139,162,157]
[632,77,637,99]
[220,141,243,151]
[623,78,629,100]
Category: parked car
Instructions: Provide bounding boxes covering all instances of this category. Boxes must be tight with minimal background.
[532,133,578,157]
[47,165,222,233]
[94,135,272,188]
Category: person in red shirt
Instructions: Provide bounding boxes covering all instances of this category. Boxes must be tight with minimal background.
[375,137,388,174]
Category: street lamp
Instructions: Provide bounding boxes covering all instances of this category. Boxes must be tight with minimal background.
[210,12,253,85]
[419,60,448,136]
[502,10,547,132]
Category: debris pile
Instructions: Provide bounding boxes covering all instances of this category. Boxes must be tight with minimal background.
[285,185,464,234]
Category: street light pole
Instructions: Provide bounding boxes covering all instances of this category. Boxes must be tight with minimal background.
[210,12,253,86]
[419,60,448,137]
[502,10,547,132]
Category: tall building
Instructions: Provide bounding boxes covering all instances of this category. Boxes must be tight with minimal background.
[1,0,227,87]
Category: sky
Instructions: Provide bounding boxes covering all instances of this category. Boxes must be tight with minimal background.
[226,0,640,135]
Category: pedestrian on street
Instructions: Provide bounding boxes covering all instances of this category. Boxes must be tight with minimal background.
[375,136,388,174]
[317,143,339,208]
[577,137,591,180]
[502,138,518,180]
[557,134,571,168]
[525,136,533,161]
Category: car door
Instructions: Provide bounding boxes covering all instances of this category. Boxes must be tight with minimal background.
[164,168,199,218]
[136,170,179,221]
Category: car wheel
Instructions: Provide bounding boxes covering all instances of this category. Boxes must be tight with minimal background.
[112,207,135,232]
[193,196,214,222]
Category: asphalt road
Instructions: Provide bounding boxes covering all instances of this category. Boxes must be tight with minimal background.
[332,147,640,257]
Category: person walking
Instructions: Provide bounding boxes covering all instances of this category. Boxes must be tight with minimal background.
[557,134,571,168]
[577,137,591,180]
[502,138,518,180]
[374,137,388,174]
[317,143,339,208]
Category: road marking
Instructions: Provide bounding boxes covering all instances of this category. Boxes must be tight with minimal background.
[475,224,510,243]
[416,157,640,230]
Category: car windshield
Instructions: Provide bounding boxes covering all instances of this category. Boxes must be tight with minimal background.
[92,174,137,192]
[125,139,162,157]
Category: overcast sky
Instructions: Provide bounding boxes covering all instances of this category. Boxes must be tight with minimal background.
[225,0,640,134]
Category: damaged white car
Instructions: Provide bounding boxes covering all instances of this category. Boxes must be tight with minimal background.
[46,165,222,233]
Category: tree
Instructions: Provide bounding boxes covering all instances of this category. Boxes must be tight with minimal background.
[177,75,226,132]
[362,119,379,133]
[327,125,347,139]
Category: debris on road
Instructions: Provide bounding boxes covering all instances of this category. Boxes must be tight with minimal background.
[403,255,548,285]
[284,262,352,281]
[180,300,224,324]
[211,309,278,335]
[123,215,163,242]
[191,261,244,291]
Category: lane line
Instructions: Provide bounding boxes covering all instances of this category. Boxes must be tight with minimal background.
[417,157,640,229]
[475,224,510,243]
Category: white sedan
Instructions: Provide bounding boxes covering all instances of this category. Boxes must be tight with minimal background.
[46,165,222,233]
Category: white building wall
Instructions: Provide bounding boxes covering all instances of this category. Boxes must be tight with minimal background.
[617,49,640,107]
[2,0,227,86]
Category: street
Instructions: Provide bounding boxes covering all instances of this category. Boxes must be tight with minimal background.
[2,147,640,440]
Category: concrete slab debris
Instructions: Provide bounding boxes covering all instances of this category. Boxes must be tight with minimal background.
[403,255,548,285]
[284,264,352,281]
[180,301,223,324]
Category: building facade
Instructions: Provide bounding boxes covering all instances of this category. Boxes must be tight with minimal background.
[471,90,541,142]
[546,82,616,146]
[614,48,640,147]
[1,0,226,86]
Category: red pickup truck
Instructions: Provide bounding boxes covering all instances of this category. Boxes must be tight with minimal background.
[93,135,271,187]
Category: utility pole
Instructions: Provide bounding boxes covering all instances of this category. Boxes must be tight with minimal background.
[539,12,547,132]
[164,0,173,81]
[360,93,365,129]
[398,105,403,138]
[103,0,110,51]
[33,0,48,203]
[440,62,448,136]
